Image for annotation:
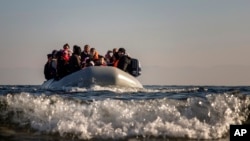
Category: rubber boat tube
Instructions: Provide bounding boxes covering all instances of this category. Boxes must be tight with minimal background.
[41,66,143,89]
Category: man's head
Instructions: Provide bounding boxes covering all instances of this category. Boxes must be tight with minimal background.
[118,48,126,56]
[84,44,90,53]
[63,43,70,49]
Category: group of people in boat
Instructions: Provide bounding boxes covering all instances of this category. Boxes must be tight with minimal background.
[44,43,141,81]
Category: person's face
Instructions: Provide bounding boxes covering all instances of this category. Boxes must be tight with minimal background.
[107,53,111,57]
[90,50,95,55]
[118,51,124,56]
[64,45,69,50]
[84,46,90,52]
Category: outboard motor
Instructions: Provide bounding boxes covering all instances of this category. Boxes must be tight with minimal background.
[128,58,141,77]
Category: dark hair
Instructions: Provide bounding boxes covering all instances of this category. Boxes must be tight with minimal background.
[84,44,89,48]
[114,52,119,59]
[56,50,63,57]
[63,43,69,49]
[118,48,126,53]
[73,45,82,56]
[90,48,95,52]
[47,54,52,58]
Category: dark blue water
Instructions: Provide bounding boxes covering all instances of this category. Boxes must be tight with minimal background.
[0,85,250,141]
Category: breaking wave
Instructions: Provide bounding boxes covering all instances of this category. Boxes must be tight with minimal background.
[0,89,249,140]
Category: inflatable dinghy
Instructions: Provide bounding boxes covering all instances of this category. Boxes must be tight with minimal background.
[41,66,143,89]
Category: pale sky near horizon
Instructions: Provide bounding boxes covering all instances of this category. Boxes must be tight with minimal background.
[0,0,250,86]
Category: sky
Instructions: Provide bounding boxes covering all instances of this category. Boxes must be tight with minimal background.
[0,0,250,86]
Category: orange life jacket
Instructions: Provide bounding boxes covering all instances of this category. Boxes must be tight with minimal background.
[113,60,119,67]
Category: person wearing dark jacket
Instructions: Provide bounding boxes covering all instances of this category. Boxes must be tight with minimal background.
[56,50,70,80]
[44,54,56,80]
[69,45,82,73]
[81,44,91,67]
[117,48,131,72]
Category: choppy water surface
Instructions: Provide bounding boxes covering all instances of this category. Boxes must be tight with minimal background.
[0,85,250,141]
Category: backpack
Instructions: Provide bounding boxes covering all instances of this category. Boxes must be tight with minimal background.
[128,58,141,77]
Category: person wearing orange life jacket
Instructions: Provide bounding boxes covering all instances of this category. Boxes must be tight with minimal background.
[89,48,100,64]
[112,51,120,67]
[110,48,118,64]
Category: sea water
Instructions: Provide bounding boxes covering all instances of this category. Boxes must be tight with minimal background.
[0,85,250,141]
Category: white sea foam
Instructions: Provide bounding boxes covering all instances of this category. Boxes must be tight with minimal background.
[2,92,250,140]
[60,85,203,94]
[62,85,143,93]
